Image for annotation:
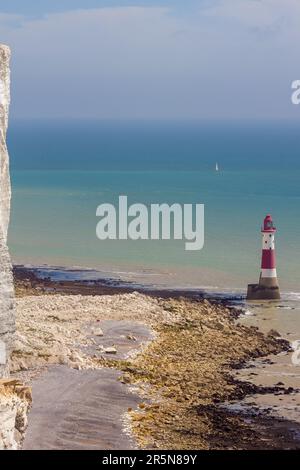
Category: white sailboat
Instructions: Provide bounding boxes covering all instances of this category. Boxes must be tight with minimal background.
[215,162,219,172]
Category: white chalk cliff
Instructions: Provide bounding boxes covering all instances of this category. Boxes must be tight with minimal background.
[0,44,14,378]
[0,44,11,242]
[0,45,30,450]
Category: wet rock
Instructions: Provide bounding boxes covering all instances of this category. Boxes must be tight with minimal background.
[69,351,84,363]
[126,334,137,341]
[104,346,117,354]
[267,329,281,338]
[92,327,104,337]
[97,344,117,354]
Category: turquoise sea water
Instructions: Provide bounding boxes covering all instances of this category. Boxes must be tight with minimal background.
[7,120,300,291]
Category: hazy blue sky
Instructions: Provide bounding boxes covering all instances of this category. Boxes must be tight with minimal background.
[0,0,299,119]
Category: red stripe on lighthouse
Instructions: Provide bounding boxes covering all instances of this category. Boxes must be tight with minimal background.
[261,250,276,269]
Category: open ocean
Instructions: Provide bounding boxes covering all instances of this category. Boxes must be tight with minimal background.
[7,119,300,293]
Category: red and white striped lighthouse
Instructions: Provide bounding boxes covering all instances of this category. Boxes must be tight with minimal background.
[247,214,280,300]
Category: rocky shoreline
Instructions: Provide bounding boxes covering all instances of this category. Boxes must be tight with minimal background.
[6,267,300,449]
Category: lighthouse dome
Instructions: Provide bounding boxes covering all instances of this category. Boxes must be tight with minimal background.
[262,214,276,233]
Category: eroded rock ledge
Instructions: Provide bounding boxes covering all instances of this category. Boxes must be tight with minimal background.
[0,379,32,450]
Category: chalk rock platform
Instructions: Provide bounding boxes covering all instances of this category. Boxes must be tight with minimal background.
[23,366,141,450]
[22,320,153,450]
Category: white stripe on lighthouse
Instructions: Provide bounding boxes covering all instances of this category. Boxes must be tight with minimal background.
[262,233,275,250]
[260,268,277,278]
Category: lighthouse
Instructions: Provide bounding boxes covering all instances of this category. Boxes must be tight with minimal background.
[247,214,280,300]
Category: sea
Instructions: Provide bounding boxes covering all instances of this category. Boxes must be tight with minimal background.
[8,119,300,290]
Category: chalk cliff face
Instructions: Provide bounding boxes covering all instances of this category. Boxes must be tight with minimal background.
[0,44,11,242]
[0,45,30,450]
[0,44,15,378]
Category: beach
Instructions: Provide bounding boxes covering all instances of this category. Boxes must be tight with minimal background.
[9,266,300,450]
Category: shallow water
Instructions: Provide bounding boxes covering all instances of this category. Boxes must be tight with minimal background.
[226,296,300,427]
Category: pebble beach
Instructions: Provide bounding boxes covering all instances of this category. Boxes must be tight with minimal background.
[7,267,300,450]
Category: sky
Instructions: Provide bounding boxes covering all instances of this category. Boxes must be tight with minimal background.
[0,0,300,120]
